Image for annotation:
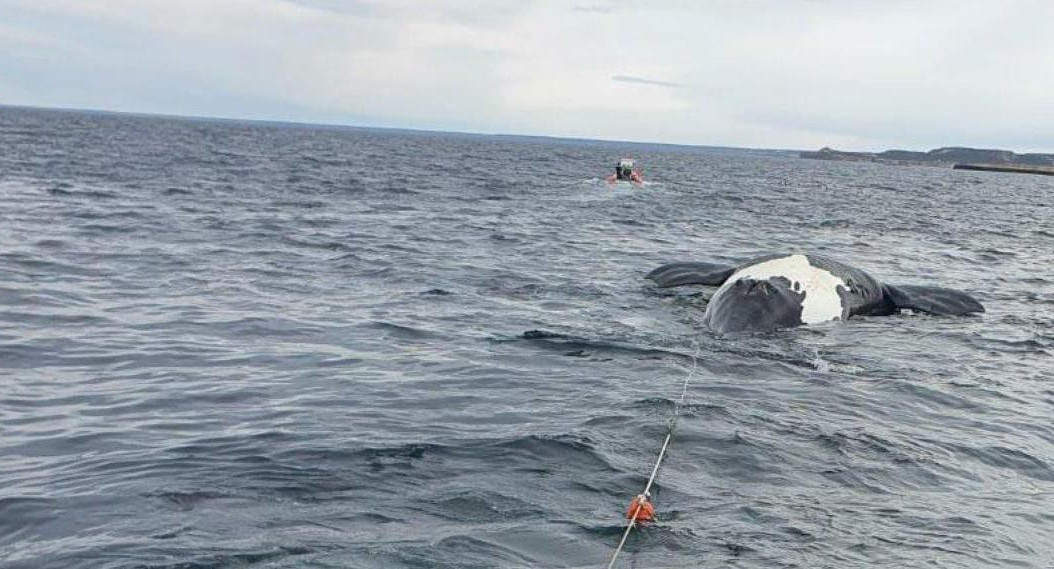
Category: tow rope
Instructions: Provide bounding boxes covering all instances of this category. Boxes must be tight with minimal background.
[605,345,699,569]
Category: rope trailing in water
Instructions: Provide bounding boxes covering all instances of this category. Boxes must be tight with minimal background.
[605,345,699,569]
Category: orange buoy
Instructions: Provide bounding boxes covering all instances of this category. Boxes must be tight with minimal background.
[625,494,655,523]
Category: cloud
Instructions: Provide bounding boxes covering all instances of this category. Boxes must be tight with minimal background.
[573,4,617,14]
[611,75,684,89]
[1,0,1053,151]
[280,0,379,16]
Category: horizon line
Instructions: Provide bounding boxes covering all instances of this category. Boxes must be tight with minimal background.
[0,102,802,154]
[4,103,1045,155]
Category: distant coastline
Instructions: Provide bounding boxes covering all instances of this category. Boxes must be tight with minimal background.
[801,146,1054,176]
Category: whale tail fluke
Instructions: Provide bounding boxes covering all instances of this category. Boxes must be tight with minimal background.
[646,262,736,288]
[882,284,985,316]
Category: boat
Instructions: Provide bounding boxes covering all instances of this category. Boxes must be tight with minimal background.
[606,158,644,185]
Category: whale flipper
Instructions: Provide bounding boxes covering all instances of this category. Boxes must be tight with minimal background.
[646,262,736,288]
[882,284,985,316]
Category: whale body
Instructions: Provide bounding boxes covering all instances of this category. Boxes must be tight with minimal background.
[646,253,984,333]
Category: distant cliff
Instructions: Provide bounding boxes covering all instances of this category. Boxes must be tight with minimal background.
[800,146,1054,168]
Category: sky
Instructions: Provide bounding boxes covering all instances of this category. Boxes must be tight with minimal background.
[1,0,1052,151]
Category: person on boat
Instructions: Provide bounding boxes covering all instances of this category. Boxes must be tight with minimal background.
[606,158,644,184]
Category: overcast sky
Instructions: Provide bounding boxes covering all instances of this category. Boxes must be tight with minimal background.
[2,0,1052,151]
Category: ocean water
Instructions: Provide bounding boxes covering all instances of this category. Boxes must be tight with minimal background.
[1,106,1052,569]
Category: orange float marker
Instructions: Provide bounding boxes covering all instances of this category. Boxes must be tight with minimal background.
[625,494,655,523]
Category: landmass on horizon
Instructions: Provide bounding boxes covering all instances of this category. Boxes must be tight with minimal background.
[801,146,1054,176]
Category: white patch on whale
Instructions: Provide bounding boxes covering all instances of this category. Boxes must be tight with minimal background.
[716,254,847,324]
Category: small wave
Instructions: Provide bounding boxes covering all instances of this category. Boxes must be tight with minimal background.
[812,218,853,229]
[419,488,544,523]
[951,443,1054,482]
[163,187,193,195]
[78,223,140,234]
[280,235,353,252]
[47,187,121,200]
[134,546,314,569]
[0,496,58,547]
[362,321,440,340]
[146,489,231,512]
[271,199,327,209]
[511,330,692,361]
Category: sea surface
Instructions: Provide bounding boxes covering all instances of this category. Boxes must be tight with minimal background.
[1,106,1052,569]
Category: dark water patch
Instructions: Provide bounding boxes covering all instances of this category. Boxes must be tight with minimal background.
[47,187,122,200]
[511,330,689,361]
[134,545,316,569]
[0,254,109,278]
[46,185,74,196]
[947,444,1054,482]
[420,488,545,523]
[0,310,110,326]
[520,329,574,340]
[0,496,58,545]
[966,335,1049,354]
[271,199,328,209]
[78,223,141,234]
[145,490,232,512]
[0,285,94,308]
[811,218,853,229]
[280,235,354,252]
[162,187,193,196]
[490,433,613,469]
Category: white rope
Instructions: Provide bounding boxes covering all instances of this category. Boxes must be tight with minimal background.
[605,344,699,569]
